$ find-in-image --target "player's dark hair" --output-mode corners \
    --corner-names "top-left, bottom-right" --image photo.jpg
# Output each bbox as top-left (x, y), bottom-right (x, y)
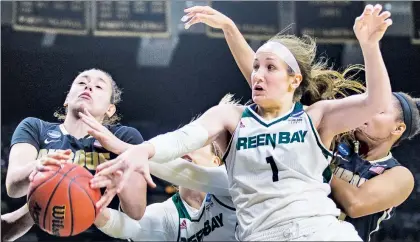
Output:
top-left (333, 92), bottom-right (420, 156)
top-left (392, 92), bottom-right (420, 146)
top-left (54, 69), bottom-right (122, 125)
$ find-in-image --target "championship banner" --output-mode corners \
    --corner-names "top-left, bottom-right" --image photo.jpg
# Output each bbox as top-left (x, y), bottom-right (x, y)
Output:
top-left (12, 1), bottom-right (89, 35)
top-left (412, 2), bottom-right (420, 44)
top-left (92, 1), bottom-right (170, 37)
top-left (206, 1), bottom-right (280, 40)
top-left (295, 1), bottom-right (364, 43)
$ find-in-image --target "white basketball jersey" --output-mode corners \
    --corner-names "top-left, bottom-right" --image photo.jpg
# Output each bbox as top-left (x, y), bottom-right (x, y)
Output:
top-left (171, 193), bottom-right (237, 241)
top-left (224, 103), bottom-right (341, 241)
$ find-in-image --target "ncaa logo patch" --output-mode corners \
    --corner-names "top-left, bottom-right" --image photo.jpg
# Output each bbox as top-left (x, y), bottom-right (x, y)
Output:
top-left (47, 130), bottom-right (62, 139)
top-left (288, 111), bottom-right (304, 124)
top-left (337, 143), bottom-right (351, 156)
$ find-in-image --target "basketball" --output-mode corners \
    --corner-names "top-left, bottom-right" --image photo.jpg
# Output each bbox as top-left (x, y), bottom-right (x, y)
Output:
top-left (27, 163), bottom-right (101, 237)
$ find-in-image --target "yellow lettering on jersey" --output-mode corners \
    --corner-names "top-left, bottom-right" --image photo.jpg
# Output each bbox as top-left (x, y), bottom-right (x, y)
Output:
top-left (334, 167), bottom-right (368, 187)
top-left (75, 150), bottom-right (86, 167)
top-left (37, 149), bottom-right (110, 170)
top-left (98, 153), bottom-right (110, 164)
top-left (85, 152), bottom-right (99, 170)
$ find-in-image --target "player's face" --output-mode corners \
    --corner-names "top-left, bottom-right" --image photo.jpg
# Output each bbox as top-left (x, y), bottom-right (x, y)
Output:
top-left (251, 43), bottom-right (298, 107)
top-left (182, 145), bottom-right (221, 168)
top-left (355, 101), bottom-right (403, 143)
top-left (66, 70), bottom-right (115, 119)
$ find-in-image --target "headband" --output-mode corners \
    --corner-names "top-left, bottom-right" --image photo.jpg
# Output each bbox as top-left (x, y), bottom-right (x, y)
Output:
top-left (261, 41), bottom-right (301, 75)
top-left (393, 92), bottom-right (413, 140)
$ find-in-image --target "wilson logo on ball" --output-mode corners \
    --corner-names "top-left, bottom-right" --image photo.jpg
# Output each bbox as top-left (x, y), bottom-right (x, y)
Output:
top-left (51, 205), bottom-right (66, 236)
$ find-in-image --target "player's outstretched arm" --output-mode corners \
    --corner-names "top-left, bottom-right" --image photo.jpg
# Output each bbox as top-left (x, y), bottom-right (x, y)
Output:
top-left (183, 6), bottom-right (255, 87)
top-left (96, 104), bottom-right (242, 193)
top-left (95, 205), bottom-right (173, 240)
top-left (309, 4), bottom-right (393, 144)
top-left (1, 205), bottom-right (34, 241)
top-left (331, 166), bottom-right (414, 218)
top-left (150, 158), bottom-right (230, 196)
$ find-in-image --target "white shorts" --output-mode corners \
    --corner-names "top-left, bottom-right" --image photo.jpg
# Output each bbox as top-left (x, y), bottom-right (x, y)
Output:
top-left (292, 218), bottom-right (362, 241)
top-left (244, 216), bottom-right (362, 241)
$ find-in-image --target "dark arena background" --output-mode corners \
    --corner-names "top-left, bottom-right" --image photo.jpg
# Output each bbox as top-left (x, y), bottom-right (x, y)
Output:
top-left (1, 1), bottom-right (420, 241)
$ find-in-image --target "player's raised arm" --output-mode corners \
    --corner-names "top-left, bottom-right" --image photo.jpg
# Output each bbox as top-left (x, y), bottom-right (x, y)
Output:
top-left (309, 4), bottom-right (393, 143)
top-left (183, 6), bottom-right (255, 87)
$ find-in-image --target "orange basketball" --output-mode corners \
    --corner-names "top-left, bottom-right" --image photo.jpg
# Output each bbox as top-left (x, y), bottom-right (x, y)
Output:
top-left (27, 163), bottom-right (101, 237)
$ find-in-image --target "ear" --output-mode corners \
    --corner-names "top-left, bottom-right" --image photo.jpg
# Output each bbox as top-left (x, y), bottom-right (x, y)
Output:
top-left (106, 104), bottom-right (116, 118)
top-left (63, 95), bottom-right (69, 107)
top-left (290, 74), bottom-right (303, 89)
top-left (391, 122), bottom-right (406, 137)
top-left (213, 156), bottom-right (222, 166)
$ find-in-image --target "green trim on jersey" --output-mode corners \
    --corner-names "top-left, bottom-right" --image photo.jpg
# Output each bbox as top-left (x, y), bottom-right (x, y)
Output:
top-left (172, 193), bottom-right (191, 220)
top-left (307, 115), bottom-right (334, 159)
top-left (243, 103), bottom-right (303, 127)
top-left (172, 193), bottom-right (207, 222)
top-left (322, 166), bottom-right (333, 184)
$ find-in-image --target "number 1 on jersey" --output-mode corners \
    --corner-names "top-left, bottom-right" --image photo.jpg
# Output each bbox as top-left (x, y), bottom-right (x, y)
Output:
top-left (266, 156), bottom-right (279, 182)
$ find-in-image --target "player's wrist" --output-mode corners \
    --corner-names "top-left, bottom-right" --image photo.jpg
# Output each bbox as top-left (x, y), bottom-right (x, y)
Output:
top-left (94, 208), bottom-right (111, 228)
top-left (115, 141), bottom-right (133, 155)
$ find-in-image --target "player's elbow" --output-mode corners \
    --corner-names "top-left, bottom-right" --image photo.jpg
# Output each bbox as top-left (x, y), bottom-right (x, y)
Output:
top-left (5, 178), bottom-right (20, 198)
top-left (6, 184), bottom-right (20, 198)
top-left (128, 210), bottom-right (144, 221)
top-left (344, 199), bottom-right (366, 218)
top-left (363, 93), bottom-right (389, 114)
top-left (5, 175), bottom-right (27, 198)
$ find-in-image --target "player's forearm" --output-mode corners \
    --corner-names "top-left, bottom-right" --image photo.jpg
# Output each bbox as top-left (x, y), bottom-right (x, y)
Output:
top-left (1, 205), bottom-right (34, 241)
top-left (150, 158), bottom-right (230, 196)
top-left (147, 122), bottom-right (209, 164)
top-left (330, 176), bottom-right (363, 218)
top-left (97, 208), bottom-right (168, 241)
top-left (360, 43), bottom-right (393, 112)
top-left (96, 208), bottom-right (140, 239)
top-left (222, 20), bottom-right (255, 86)
top-left (6, 160), bottom-right (38, 198)
top-left (118, 172), bottom-right (147, 220)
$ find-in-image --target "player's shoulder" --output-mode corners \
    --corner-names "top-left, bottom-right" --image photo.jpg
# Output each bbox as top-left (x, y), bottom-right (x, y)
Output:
top-left (105, 124), bottom-right (143, 144)
top-left (144, 198), bottom-right (177, 220)
top-left (106, 123), bottom-right (138, 135)
top-left (18, 117), bottom-right (60, 131)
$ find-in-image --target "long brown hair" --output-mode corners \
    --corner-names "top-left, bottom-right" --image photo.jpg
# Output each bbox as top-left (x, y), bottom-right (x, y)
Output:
top-left (267, 35), bottom-right (365, 105)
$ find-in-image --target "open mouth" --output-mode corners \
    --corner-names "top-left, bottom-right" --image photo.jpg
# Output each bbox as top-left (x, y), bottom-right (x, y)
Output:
top-left (254, 85), bottom-right (264, 91)
top-left (181, 155), bottom-right (193, 162)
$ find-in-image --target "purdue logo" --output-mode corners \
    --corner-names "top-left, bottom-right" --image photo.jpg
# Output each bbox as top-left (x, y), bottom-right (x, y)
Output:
top-left (37, 149), bottom-right (111, 170)
top-left (51, 205), bottom-right (66, 236)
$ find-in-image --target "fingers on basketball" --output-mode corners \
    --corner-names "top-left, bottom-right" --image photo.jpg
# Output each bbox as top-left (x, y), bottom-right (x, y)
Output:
top-left (27, 164), bottom-right (101, 236)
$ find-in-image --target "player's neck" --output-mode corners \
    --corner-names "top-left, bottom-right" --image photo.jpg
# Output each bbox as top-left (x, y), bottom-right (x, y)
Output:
top-left (179, 187), bottom-right (206, 210)
top-left (361, 141), bottom-right (392, 162)
top-left (257, 101), bottom-right (294, 122)
top-left (63, 115), bottom-right (91, 139)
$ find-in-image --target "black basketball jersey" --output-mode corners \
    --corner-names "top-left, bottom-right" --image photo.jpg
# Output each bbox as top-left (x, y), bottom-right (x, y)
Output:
top-left (333, 142), bottom-right (401, 242)
top-left (10, 117), bottom-right (144, 241)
